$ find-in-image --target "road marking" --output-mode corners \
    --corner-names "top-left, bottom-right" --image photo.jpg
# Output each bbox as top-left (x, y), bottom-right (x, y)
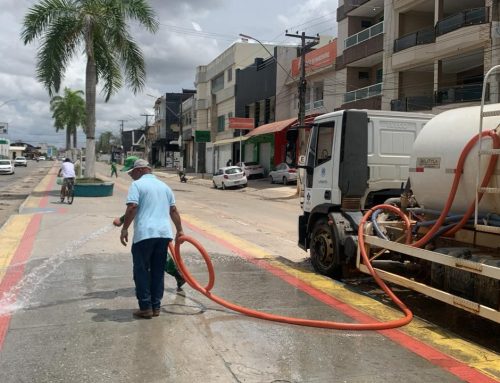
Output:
top-left (182, 213), bottom-right (500, 383)
top-left (0, 171), bottom-right (56, 351)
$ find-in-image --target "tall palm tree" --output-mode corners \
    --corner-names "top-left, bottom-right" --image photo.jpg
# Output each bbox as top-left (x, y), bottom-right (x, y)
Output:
top-left (50, 88), bottom-right (86, 150)
top-left (21, 0), bottom-right (158, 178)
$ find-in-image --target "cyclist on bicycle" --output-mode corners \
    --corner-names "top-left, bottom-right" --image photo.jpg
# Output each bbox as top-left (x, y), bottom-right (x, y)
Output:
top-left (58, 158), bottom-right (76, 202)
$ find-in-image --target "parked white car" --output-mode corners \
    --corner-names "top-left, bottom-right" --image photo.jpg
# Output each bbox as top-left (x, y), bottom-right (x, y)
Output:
top-left (14, 156), bottom-right (28, 167)
top-left (212, 166), bottom-right (248, 189)
top-left (269, 162), bottom-right (298, 185)
top-left (237, 161), bottom-right (264, 179)
top-left (0, 159), bottom-right (15, 175)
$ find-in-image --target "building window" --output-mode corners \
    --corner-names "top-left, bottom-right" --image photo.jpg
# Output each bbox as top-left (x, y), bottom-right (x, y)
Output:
top-left (217, 115), bottom-right (225, 132)
top-left (227, 68), bottom-right (232, 82)
top-left (212, 73), bottom-right (224, 93)
top-left (376, 69), bottom-right (383, 83)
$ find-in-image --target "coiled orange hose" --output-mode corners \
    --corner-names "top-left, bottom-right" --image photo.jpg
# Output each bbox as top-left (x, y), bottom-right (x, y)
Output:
top-left (168, 220), bottom-right (413, 330)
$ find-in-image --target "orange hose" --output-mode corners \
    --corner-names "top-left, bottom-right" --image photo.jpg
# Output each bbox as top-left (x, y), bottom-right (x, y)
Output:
top-left (169, 228), bottom-right (413, 330)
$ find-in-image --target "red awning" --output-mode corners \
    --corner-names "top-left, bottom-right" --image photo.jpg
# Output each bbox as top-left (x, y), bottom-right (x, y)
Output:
top-left (290, 113), bottom-right (322, 128)
top-left (245, 117), bottom-right (297, 137)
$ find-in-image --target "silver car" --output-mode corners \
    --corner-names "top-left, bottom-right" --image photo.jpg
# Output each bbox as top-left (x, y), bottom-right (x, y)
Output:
top-left (269, 163), bottom-right (298, 185)
top-left (14, 156), bottom-right (28, 167)
top-left (212, 166), bottom-right (248, 189)
top-left (0, 159), bottom-right (15, 175)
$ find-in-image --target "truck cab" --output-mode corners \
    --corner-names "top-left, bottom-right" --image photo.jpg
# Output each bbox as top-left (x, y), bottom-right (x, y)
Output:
top-left (298, 109), bottom-right (433, 276)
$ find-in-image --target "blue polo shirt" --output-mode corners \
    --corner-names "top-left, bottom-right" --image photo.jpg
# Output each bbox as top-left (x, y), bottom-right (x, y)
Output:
top-left (126, 174), bottom-right (176, 243)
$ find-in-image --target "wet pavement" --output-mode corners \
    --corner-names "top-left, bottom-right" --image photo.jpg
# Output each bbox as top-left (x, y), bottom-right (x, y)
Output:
top-left (0, 162), bottom-right (498, 383)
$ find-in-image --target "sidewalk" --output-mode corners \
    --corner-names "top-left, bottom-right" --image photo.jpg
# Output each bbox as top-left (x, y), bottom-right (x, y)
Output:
top-left (153, 168), bottom-right (299, 200)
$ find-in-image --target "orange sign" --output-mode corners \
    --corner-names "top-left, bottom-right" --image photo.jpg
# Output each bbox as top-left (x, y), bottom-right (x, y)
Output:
top-left (228, 117), bottom-right (255, 130)
top-left (291, 40), bottom-right (337, 77)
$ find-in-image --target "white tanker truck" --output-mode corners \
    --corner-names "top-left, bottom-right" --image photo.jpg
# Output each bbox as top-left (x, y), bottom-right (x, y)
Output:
top-left (297, 104), bottom-right (500, 323)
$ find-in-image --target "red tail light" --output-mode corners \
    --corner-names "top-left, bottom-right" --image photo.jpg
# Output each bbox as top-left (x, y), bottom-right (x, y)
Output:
top-left (223, 175), bottom-right (229, 179)
top-left (288, 169), bottom-right (296, 173)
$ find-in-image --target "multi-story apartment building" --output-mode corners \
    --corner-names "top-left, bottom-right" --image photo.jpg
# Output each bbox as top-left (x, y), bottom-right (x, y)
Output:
top-left (194, 41), bottom-right (283, 174)
top-left (387, 0), bottom-right (494, 112)
top-left (336, 0), bottom-right (385, 110)
top-left (180, 94), bottom-right (197, 172)
top-left (151, 90), bottom-right (195, 168)
top-left (336, 0), bottom-right (499, 113)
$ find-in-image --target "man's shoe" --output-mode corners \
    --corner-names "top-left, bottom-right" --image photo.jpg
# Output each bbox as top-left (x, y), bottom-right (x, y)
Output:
top-left (152, 309), bottom-right (160, 317)
top-left (133, 309), bottom-right (153, 319)
top-left (176, 275), bottom-right (186, 291)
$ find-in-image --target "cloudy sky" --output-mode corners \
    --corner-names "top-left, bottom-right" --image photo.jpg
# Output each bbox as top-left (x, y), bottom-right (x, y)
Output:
top-left (0, 0), bottom-right (338, 148)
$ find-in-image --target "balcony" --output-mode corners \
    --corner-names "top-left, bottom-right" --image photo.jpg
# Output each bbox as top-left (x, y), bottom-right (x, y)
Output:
top-left (345, 21), bottom-right (384, 49)
top-left (393, 28), bottom-right (435, 53)
top-left (435, 83), bottom-right (483, 105)
top-left (344, 82), bottom-right (382, 103)
top-left (436, 7), bottom-right (488, 37)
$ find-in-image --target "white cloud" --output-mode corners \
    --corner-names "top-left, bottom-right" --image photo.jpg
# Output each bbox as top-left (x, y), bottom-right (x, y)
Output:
top-left (0, 0), bottom-right (337, 148)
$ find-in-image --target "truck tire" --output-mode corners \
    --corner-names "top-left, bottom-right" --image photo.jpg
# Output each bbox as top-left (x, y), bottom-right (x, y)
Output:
top-left (310, 219), bottom-right (344, 278)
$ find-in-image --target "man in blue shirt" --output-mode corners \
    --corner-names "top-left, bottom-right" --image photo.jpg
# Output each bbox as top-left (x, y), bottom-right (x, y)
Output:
top-left (119, 157), bottom-right (184, 319)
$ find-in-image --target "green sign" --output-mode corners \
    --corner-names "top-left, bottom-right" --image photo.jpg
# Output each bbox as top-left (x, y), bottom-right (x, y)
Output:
top-left (0, 139), bottom-right (8, 144)
top-left (195, 130), bottom-right (211, 143)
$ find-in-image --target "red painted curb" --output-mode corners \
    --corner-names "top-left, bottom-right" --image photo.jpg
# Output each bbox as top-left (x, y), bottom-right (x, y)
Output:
top-left (0, 172), bottom-right (57, 351)
top-left (184, 221), bottom-right (498, 383)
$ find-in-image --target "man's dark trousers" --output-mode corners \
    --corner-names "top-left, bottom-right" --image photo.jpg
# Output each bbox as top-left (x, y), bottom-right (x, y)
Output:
top-left (132, 237), bottom-right (170, 310)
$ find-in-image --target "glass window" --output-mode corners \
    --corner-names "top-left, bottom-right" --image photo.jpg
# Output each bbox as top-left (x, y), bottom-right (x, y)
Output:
top-left (212, 73), bottom-right (224, 93)
top-left (217, 115), bottom-right (225, 132)
top-left (227, 68), bottom-right (232, 82)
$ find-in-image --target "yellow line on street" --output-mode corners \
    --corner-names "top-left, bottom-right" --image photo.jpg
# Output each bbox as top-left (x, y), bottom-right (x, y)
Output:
top-left (183, 213), bottom-right (500, 380)
top-left (0, 215), bottom-right (33, 281)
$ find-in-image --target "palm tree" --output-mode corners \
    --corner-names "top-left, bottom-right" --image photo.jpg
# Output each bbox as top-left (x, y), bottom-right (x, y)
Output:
top-left (21, 0), bottom-right (158, 178)
top-left (50, 88), bottom-right (86, 150)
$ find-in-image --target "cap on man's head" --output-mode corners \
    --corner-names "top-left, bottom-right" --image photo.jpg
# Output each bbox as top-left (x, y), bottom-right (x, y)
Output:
top-left (120, 156), bottom-right (139, 172)
top-left (128, 159), bottom-right (151, 173)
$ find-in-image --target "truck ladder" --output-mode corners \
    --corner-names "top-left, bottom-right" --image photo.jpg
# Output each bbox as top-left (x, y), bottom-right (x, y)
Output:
top-left (475, 65), bottom-right (500, 234)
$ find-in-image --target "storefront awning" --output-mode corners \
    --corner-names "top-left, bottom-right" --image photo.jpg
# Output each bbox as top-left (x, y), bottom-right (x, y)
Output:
top-left (245, 117), bottom-right (297, 138)
top-left (212, 136), bottom-right (249, 146)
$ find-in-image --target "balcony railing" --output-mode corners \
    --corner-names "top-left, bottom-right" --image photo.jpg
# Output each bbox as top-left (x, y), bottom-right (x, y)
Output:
top-left (305, 99), bottom-right (325, 111)
top-left (391, 96), bottom-right (434, 111)
top-left (435, 83), bottom-right (483, 104)
top-left (344, 82), bottom-right (382, 103)
top-left (436, 7), bottom-right (488, 37)
top-left (344, 21), bottom-right (384, 49)
top-left (393, 27), bottom-right (435, 53)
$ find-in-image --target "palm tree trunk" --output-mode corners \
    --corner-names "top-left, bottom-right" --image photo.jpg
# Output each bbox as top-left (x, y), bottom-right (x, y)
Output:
top-left (73, 128), bottom-right (77, 149)
top-left (66, 127), bottom-right (71, 150)
top-left (85, 55), bottom-right (96, 178)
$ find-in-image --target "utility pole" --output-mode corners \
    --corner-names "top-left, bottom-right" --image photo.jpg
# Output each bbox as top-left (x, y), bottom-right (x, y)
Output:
top-left (285, 31), bottom-right (319, 194)
top-left (117, 119), bottom-right (127, 163)
top-left (141, 114), bottom-right (154, 162)
top-left (285, 31), bottom-right (319, 129)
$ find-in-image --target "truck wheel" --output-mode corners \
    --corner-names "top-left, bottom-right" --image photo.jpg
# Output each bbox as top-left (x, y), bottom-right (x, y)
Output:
top-left (310, 219), bottom-right (344, 278)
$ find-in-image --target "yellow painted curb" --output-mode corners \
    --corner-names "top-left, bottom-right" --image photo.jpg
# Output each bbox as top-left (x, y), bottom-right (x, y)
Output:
top-left (0, 215), bottom-right (33, 281)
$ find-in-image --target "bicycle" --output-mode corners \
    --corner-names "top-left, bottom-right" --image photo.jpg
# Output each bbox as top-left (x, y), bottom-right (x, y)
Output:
top-left (60, 178), bottom-right (75, 204)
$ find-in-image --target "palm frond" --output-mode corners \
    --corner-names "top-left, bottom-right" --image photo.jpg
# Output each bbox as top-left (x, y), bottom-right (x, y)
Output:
top-left (21, 0), bottom-right (77, 44)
